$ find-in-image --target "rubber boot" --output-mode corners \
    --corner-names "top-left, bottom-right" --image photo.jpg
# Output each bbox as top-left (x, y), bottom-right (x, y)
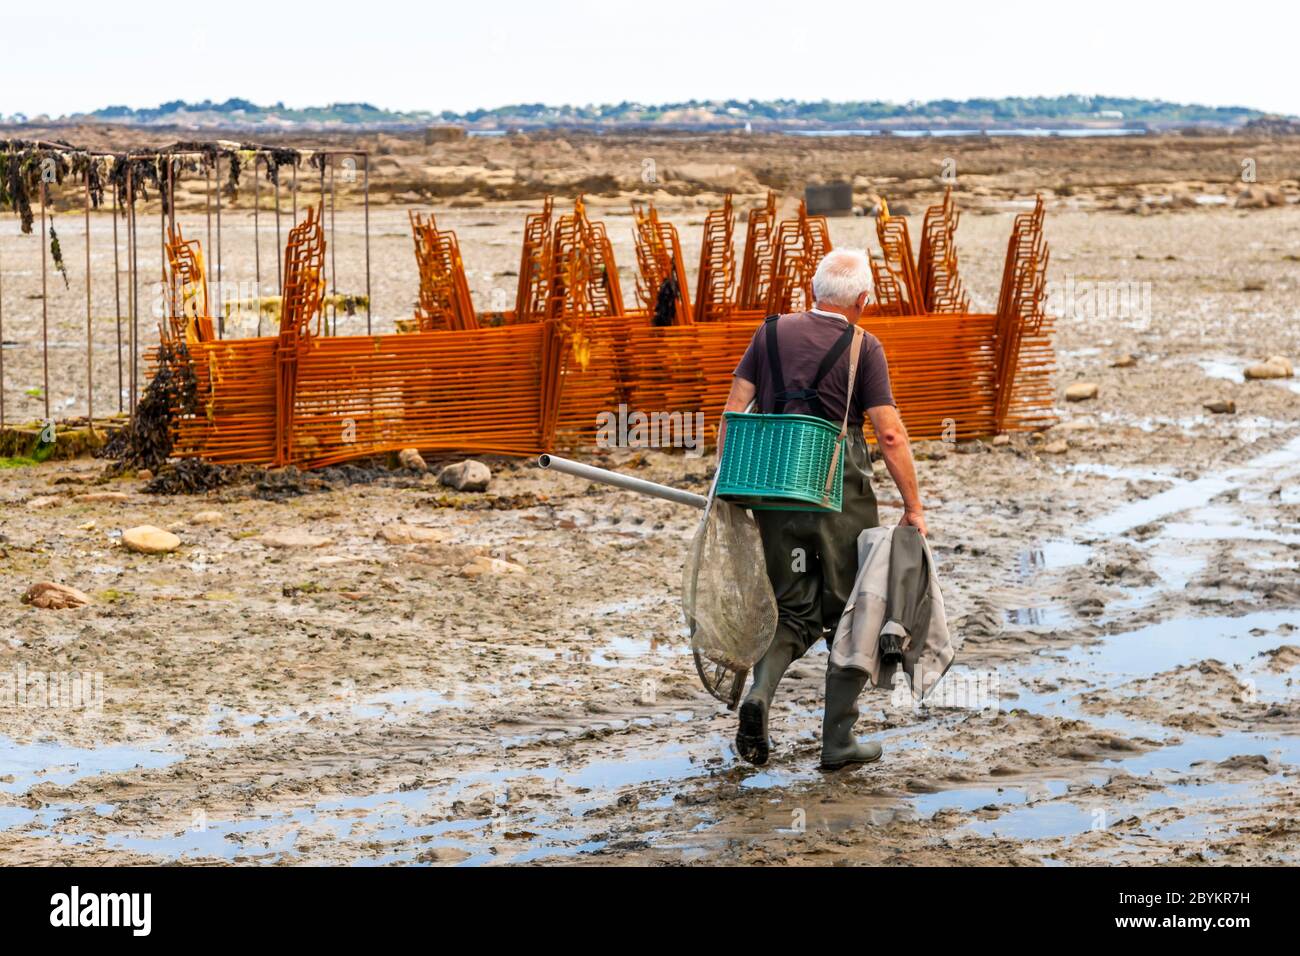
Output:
top-left (735, 631), bottom-right (801, 767)
top-left (819, 665), bottom-right (883, 770)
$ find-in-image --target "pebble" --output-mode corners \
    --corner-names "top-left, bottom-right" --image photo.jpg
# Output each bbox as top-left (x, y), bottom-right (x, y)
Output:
top-left (398, 448), bottom-right (428, 472)
top-left (1064, 382), bottom-right (1099, 402)
top-left (439, 459), bottom-right (491, 492)
top-left (122, 525), bottom-right (181, 554)
top-left (27, 495), bottom-right (62, 509)
top-left (1041, 439), bottom-right (1070, 455)
top-left (21, 581), bottom-right (92, 609)
top-left (191, 511), bottom-right (224, 525)
top-left (1203, 399), bottom-right (1236, 414)
top-left (1110, 353), bottom-right (1137, 368)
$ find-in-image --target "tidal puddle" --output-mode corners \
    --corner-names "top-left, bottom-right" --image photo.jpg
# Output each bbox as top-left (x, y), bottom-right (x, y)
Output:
top-left (964, 775), bottom-right (1279, 843)
top-left (0, 735), bottom-right (178, 796)
top-left (1017, 539), bottom-right (1093, 576)
top-left (900, 606), bottom-right (1300, 844)
top-left (910, 779), bottom-right (1072, 818)
top-left (1005, 606), bottom-right (1075, 628)
top-left (1080, 434), bottom-right (1300, 537)
top-left (1061, 609), bottom-right (1298, 684)
top-left (558, 634), bottom-right (691, 668)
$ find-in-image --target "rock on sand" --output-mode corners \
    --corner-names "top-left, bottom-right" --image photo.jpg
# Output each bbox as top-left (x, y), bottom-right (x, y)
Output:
top-left (439, 460), bottom-right (491, 492)
top-left (399, 448), bottom-right (428, 472)
top-left (1064, 382), bottom-right (1099, 402)
top-left (122, 525), bottom-right (181, 554)
top-left (1243, 356), bottom-right (1293, 380)
top-left (22, 581), bottom-right (92, 609)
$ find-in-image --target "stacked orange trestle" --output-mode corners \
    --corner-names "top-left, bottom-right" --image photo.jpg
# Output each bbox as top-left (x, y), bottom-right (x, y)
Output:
top-left (917, 187), bottom-right (970, 313)
top-left (632, 201), bottom-right (692, 325)
top-left (693, 194), bottom-right (737, 323)
top-left (409, 210), bottom-right (477, 331)
top-left (164, 224), bottom-right (215, 344)
top-left (765, 199), bottom-right (832, 314)
top-left (167, 190), bottom-right (1055, 468)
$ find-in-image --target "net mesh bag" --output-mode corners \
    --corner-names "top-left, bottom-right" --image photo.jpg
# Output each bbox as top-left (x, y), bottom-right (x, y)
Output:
top-left (682, 498), bottom-right (778, 701)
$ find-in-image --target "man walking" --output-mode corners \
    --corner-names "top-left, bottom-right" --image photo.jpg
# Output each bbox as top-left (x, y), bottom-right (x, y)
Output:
top-left (718, 249), bottom-right (927, 770)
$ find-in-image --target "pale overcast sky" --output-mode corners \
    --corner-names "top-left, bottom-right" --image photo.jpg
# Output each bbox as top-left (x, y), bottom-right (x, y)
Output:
top-left (3, 0), bottom-right (1295, 117)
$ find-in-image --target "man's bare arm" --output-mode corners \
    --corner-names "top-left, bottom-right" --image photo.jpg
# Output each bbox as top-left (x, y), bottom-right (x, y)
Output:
top-left (865, 403), bottom-right (927, 536)
top-left (716, 375), bottom-right (757, 457)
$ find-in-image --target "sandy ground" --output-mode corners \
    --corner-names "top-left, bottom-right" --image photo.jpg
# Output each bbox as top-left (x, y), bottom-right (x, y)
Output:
top-left (1, 132), bottom-right (1298, 865)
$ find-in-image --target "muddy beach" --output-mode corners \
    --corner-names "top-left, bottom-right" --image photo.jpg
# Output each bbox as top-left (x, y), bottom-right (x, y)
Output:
top-left (0, 133), bottom-right (1298, 865)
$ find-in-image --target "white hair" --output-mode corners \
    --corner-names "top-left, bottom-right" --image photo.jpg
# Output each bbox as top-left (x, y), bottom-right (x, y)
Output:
top-left (811, 249), bottom-right (873, 308)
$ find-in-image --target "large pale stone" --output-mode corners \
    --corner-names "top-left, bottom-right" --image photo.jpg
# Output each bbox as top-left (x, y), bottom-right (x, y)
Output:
top-left (1064, 382), bottom-right (1099, 402)
top-left (1244, 359), bottom-right (1292, 380)
top-left (122, 525), bottom-right (181, 554)
top-left (22, 581), bottom-right (92, 609)
top-left (438, 460), bottom-right (491, 492)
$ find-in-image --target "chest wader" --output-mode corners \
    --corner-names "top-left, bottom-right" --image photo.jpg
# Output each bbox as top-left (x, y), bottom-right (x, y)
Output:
top-left (735, 315), bottom-right (881, 767)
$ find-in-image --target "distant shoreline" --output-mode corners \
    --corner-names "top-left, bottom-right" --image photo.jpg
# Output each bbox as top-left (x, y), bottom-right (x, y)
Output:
top-left (4, 94), bottom-right (1284, 135)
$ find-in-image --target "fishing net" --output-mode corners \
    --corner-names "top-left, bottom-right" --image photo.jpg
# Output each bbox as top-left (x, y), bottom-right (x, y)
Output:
top-left (682, 497), bottom-right (777, 706)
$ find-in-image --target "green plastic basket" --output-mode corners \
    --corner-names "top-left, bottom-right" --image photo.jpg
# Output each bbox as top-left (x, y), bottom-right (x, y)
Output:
top-left (716, 411), bottom-right (844, 512)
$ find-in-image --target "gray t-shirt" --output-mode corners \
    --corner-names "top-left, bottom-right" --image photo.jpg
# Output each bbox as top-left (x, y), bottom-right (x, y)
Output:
top-left (734, 311), bottom-right (895, 426)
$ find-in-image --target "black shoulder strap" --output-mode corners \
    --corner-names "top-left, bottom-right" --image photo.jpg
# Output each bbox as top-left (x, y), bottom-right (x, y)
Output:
top-left (763, 314), bottom-right (788, 413)
top-left (810, 325), bottom-right (856, 390)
